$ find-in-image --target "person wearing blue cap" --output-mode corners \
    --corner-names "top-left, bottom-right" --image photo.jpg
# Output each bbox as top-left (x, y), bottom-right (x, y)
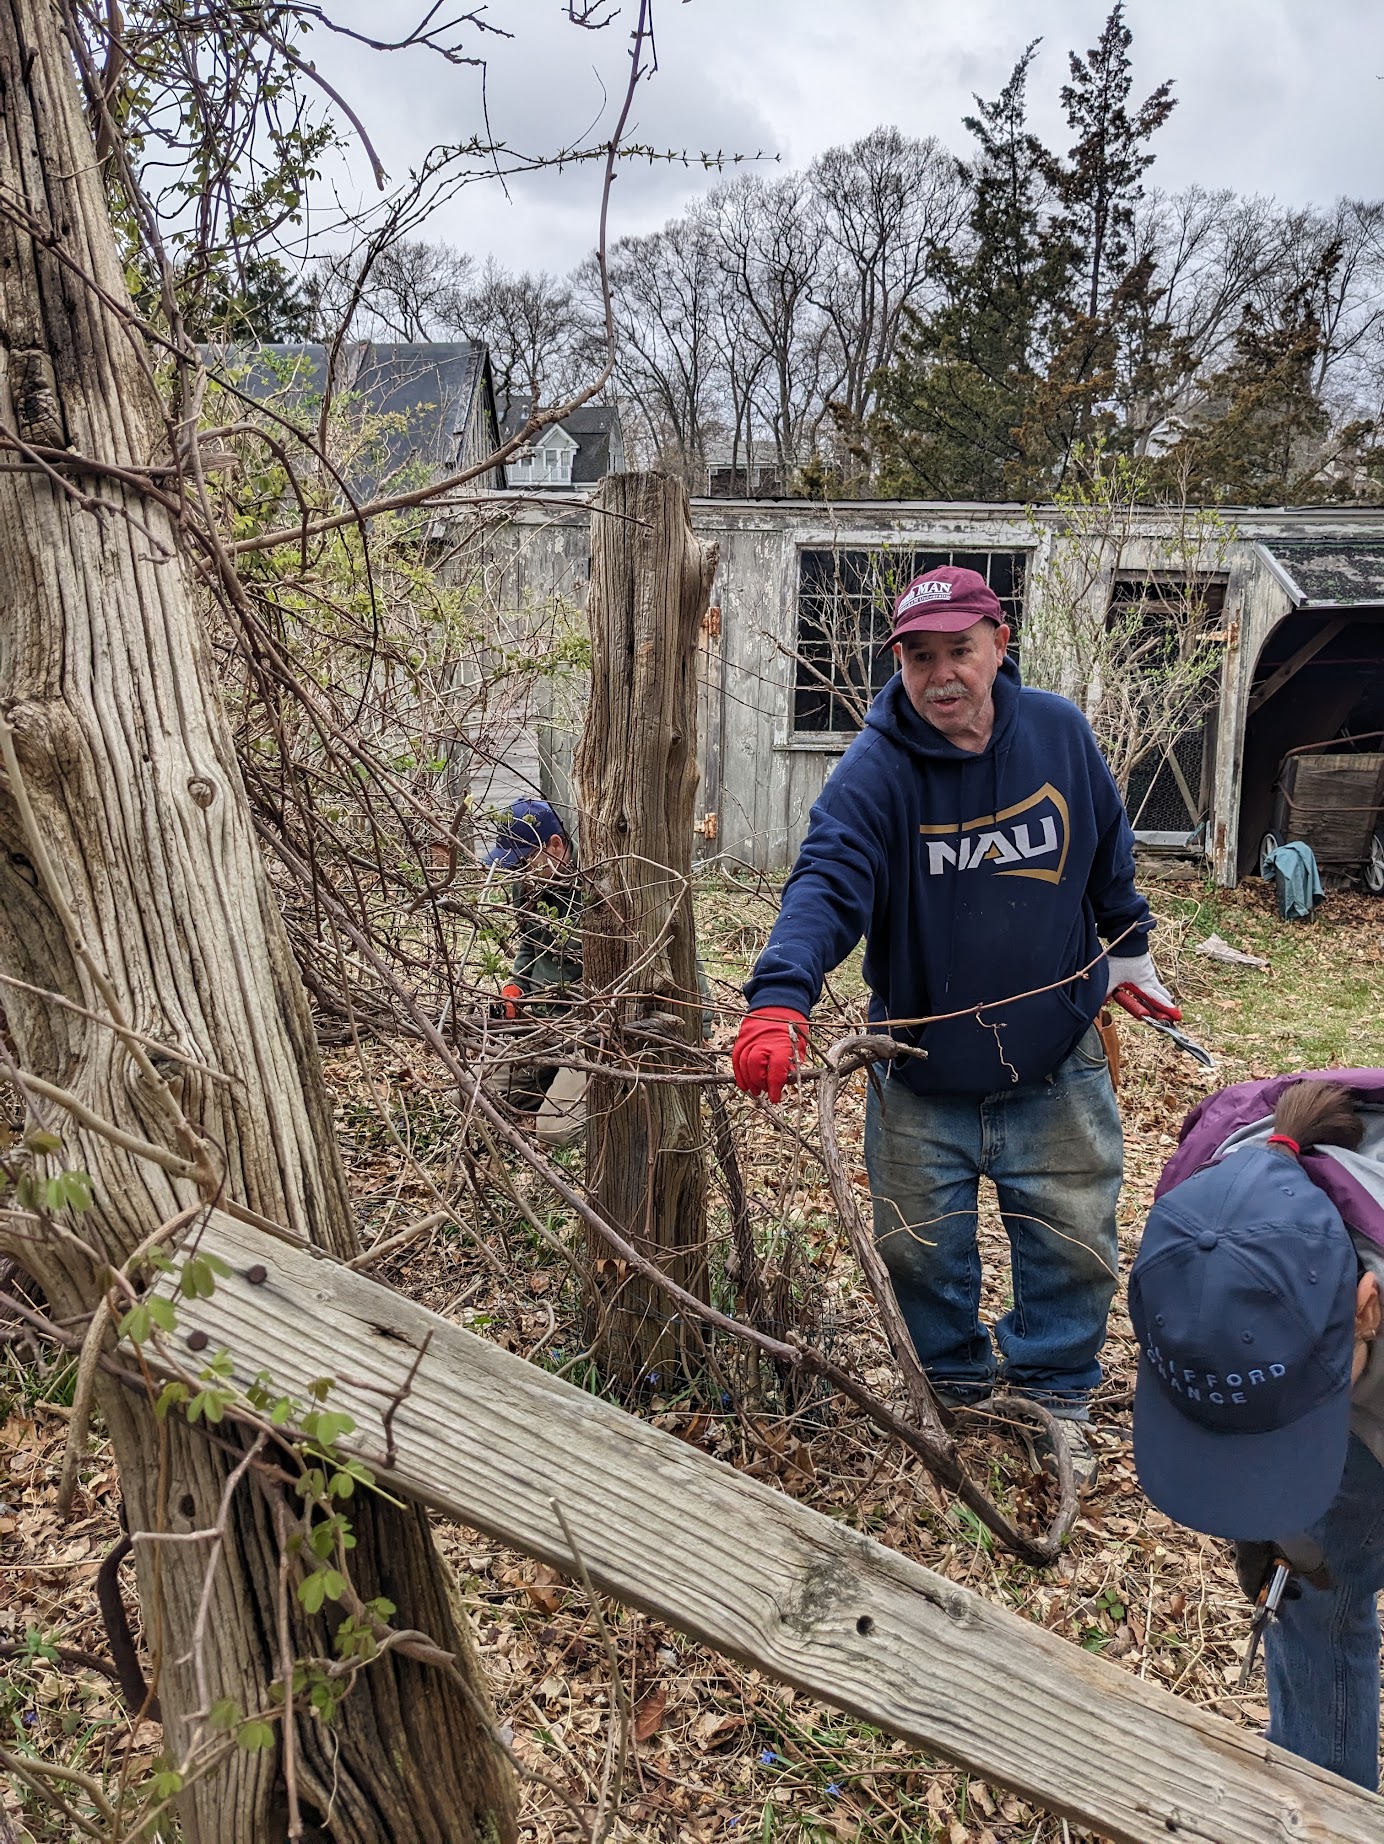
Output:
top-left (486, 798), bottom-right (582, 1018)
top-left (487, 797), bottom-right (714, 1027)
top-left (485, 799), bottom-right (586, 1141)
top-left (1129, 1076), bottom-right (1384, 1788)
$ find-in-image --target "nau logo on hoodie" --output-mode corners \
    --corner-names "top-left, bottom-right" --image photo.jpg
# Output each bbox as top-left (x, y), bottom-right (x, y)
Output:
top-left (919, 784), bottom-right (1071, 884)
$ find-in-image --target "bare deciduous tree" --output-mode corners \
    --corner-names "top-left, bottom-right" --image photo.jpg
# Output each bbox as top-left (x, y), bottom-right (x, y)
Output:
top-left (809, 128), bottom-right (966, 428)
top-left (460, 257), bottom-right (591, 409)
top-left (710, 174), bottom-right (836, 475)
top-left (311, 238), bottom-right (476, 342)
top-left (583, 219), bottom-right (723, 483)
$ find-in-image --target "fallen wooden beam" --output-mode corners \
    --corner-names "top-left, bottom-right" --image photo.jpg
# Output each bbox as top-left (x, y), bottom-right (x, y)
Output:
top-left (145, 1214), bottom-right (1384, 1844)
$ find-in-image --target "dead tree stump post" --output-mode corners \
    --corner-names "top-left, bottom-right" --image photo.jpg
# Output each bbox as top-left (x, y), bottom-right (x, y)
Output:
top-left (576, 473), bottom-right (717, 1382)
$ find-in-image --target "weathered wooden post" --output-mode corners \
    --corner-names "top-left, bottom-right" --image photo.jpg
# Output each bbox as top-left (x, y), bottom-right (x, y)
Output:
top-left (575, 472), bottom-right (717, 1381)
top-left (0, 5), bottom-right (515, 1836)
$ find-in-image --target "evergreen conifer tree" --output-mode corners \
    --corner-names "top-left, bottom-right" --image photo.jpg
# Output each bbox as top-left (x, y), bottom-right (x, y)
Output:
top-left (1156, 242), bottom-right (1378, 502)
top-left (872, 45), bottom-right (1062, 498)
top-left (873, 9), bottom-right (1176, 499)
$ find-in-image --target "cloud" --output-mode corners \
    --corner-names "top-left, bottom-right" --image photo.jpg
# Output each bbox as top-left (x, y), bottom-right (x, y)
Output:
top-left (303, 0), bottom-right (1384, 276)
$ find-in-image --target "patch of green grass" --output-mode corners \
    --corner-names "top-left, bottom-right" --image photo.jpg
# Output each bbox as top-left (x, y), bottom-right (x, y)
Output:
top-left (0, 1347), bottom-right (78, 1419)
top-left (1153, 881), bottom-right (1384, 1075)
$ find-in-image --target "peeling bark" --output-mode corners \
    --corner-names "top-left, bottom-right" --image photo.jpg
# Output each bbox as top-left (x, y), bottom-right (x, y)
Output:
top-left (0, 6), bottom-right (515, 1839)
top-left (575, 472), bottom-right (716, 1379)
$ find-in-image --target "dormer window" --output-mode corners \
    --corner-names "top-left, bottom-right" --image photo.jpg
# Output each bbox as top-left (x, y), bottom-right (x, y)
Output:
top-left (507, 422), bottom-right (578, 489)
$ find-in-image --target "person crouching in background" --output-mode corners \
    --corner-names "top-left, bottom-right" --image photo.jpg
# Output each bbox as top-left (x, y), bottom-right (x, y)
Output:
top-left (486, 799), bottom-right (586, 1145)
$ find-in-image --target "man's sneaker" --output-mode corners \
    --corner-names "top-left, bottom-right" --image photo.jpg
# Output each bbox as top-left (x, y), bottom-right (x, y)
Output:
top-left (1018, 1415), bottom-right (1099, 1490)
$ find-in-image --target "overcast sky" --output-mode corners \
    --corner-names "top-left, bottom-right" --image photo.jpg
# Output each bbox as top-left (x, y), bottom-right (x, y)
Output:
top-left (304, 1), bottom-right (1384, 275)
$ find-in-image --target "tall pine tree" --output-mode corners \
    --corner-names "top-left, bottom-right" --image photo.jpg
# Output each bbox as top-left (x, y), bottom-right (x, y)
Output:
top-left (1016, 2), bottom-right (1176, 481)
top-left (873, 8), bottom-right (1176, 499)
top-left (872, 45), bottom-right (1067, 498)
top-left (1051, 3), bottom-right (1176, 322)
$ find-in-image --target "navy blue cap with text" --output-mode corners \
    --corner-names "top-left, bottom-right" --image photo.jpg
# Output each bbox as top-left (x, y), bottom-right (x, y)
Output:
top-left (1128, 1146), bottom-right (1357, 1540)
top-left (486, 798), bottom-right (567, 870)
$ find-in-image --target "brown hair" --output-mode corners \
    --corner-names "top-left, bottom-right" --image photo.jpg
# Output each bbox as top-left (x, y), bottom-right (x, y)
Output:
top-left (1271, 1080), bottom-right (1364, 1153)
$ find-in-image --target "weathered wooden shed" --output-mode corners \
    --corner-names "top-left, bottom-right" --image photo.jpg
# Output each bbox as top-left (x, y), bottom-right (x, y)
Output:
top-left (487, 496), bottom-right (1384, 886)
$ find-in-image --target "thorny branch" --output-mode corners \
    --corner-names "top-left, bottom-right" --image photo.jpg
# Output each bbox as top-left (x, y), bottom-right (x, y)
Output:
top-left (265, 835), bottom-right (1080, 1562)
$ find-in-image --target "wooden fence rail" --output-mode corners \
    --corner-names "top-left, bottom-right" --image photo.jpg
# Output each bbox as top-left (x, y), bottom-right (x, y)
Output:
top-left (141, 1213), bottom-right (1384, 1844)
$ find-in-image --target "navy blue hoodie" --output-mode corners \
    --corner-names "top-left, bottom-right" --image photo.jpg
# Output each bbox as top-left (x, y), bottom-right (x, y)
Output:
top-left (744, 658), bottom-right (1152, 1095)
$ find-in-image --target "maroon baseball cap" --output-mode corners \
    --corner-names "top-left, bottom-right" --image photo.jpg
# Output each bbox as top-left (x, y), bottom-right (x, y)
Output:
top-left (889, 566), bottom-right (1004, 640)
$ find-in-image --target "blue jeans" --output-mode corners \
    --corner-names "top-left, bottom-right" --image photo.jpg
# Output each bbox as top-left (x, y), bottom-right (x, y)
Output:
top-left (863, 1026), bottom-right (1122, 1414)
top-left (1265, 1435), bottom-right (1384, 1790)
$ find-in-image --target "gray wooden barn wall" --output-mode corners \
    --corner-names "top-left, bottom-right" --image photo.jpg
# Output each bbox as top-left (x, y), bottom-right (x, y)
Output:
top-left (479, 498), bottom-right (1384, 883)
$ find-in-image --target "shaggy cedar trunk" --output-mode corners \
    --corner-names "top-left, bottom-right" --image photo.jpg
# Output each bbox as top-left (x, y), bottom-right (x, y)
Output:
top-left (575, 473), bottom-right (716, 1380)
top-left (0, 7), bottom-right (515, 1841)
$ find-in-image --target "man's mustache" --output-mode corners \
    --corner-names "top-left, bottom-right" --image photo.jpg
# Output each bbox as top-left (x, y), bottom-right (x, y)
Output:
top-left (923, 684), bottom-right (967, 702)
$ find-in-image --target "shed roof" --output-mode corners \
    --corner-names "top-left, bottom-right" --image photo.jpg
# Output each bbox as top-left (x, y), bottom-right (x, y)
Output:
top-left (1254, 539), bottom-right (1384, 607)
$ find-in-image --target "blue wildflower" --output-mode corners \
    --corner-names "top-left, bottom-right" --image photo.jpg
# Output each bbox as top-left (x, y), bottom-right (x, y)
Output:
top-left (758, 1749), bottom-right (778, 1766)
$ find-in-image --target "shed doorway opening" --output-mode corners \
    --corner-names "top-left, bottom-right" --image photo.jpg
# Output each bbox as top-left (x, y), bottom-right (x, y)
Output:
top-left (1236, 607), bottom-right (1384, 887)
top-left (1111, 575), bottom-right (1228, 849)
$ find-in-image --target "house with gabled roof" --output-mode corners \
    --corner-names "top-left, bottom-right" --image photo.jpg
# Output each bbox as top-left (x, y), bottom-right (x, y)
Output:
top-left (498, 394), bottom-right (626, 491)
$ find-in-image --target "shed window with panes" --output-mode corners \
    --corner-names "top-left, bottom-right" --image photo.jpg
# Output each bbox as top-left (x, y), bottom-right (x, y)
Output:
top-left (794, 548), bottom-right (1026, 734)
top-left (1110, 576), bottom-right (1228, 842)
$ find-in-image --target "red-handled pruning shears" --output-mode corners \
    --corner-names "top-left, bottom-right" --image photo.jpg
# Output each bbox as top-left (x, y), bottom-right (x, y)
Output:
top-left (1111, 983), bottom-right (1214, 1069)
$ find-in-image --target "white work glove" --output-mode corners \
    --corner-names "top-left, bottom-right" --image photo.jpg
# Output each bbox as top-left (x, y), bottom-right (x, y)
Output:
top-left (1104, 950), bottom-right (1179, 1017)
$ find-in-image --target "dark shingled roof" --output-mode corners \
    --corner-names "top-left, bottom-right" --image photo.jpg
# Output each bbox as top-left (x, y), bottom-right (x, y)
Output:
top-left (204, 341), bottom-right (500, 498)
top-left (563, 407), bottom-right (619, 484)
top-left (498, 393), bottom-right (621, 486)
top-left (1262, 539), bottom-right (1384, 607)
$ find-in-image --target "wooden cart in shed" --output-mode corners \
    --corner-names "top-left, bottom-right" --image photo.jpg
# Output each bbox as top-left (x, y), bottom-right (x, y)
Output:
top-left (1259, 733), bottom-right (1384, 894)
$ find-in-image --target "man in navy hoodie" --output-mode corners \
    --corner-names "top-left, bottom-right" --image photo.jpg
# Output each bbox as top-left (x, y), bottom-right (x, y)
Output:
top-left (732, 565), bottom-right (1174, 1483)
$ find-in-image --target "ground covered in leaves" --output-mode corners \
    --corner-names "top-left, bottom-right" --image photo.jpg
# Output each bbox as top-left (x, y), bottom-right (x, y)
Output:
top-left (3, 873), bottom-right (1383, 1842)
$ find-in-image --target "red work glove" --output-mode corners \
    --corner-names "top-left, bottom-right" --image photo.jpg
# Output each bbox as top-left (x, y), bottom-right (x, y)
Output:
top-left (732, 1008), bottom-right (810, 1103)
top-left (501, 982), bottom-right (524, 1021)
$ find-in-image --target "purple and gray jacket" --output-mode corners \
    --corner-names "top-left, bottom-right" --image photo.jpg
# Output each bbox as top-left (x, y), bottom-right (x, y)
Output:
top-left (1155, 1069), bottom-right (1384, 1464)
top-left (1157, 1069), bottom-right (1384, 1252)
